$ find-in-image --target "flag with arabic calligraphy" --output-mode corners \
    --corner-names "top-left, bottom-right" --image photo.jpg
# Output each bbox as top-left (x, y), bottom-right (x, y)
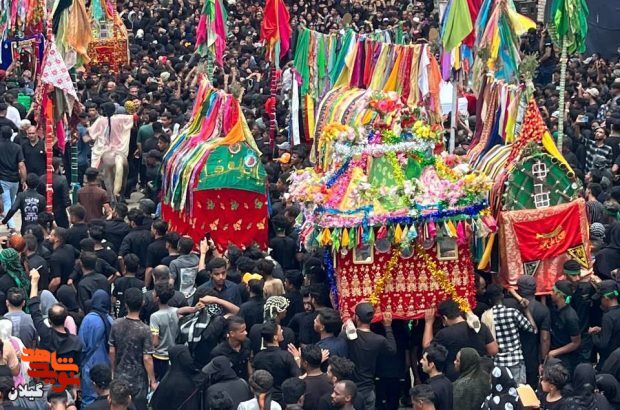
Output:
top-left (510, 202), bottom-right (582, 262)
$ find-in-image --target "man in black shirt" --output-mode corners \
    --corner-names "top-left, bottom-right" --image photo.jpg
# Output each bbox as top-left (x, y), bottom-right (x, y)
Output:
top-left (104, 203), bottom-right (131, 252)
top-left (27, 268), bottom-right (83, 365)
top-left (76, 252), bottom-right (111, 311)
top-left (38, 157), bottom-right (70, 228)
top-left (346, 303), bottom-right (396, 410)
top-left (2, 173), bottom-right (45, 233)
top-left (238, 275), bottom-right (265, 331)
top-left (113, 254), bottom-right (145, 318)
top-left (118, 209), bottom-right (152, 266)
top-left (564, 260), bottom-right (597, 364)
top-left (269, 214), bottom-right (298, 270)
top-left (20, 126), bottom-right (46, 176)
top-left (145, 219), bottom-right (169, 287)
top-left (549, 280), bottom-right (582, 373)
top-left (23, 234), bottom-right (50, 291)
top-left (420, 343), bottom-right (452, 410)
top-left (0, 106), bottom-right (18, 133)
top-left (0, 125), bottom-right (26, 231)
top-left (210, 316), bottom-right (251, 380)
top-left (48, 227), bottom-right (77, 293)
top-left (87, 363), bottom-right (112, 410)
top-left (589, 280), bottom-right (620, 370)
top-left (422, 299), bottom-right (498, 381)
top-left (318, 357), bottom-right (365, 410)
top-left (283, 270), bottom-right (305, 326)
top-left (160, 232), bottom-right (180, 266)
top-left (66, 205), bottom-right (89, 252)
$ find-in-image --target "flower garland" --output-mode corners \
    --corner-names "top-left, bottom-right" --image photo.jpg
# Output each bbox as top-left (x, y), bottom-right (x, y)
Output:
top-left (415, 243), bottom-right (471, 312)
top-left (368, 248), bottom-right (401, 306)
top-left (386, 152), bottom-right (406, 188)
top-left (324, 248), bottom-right (339, 309)
top-left (332, 140), bottom-right (435, 157)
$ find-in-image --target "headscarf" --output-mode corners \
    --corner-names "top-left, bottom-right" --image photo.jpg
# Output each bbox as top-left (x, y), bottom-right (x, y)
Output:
top-left (0, 248), bottom-right (30, 297)
top-left (567, 363), bottom-right (612, 410)
top-left (203, 356), bottom-right (237, 384)
top-left (40, 291), bottom-right (58, 320)
top-left (150, 345), bottom-right (199, 410)
top-left (263, 295), bottom-right (289, 320)
top-left (56, 286), bottom-right (80, 312)
top-left (596, 374), bottom-right (620, 407)
top-left (88, 290), bottom-right (112, 342)
top-left (482, 366), bottom-right (522, 410)
top-left (453, 348), bottom-right (491, 410)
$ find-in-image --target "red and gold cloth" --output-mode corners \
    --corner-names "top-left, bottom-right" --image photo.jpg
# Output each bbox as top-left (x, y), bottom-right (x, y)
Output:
top-left (335, 244), bottom-right (476, 320)
top-left (512, 201), bottom-right (583, 262)
top-left (499, 199), bottom-right (590, 294)
top-left (161, 188), bottom-right (267, 251)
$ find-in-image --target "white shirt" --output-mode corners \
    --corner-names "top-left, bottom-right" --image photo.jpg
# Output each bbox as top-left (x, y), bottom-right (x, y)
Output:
top-left (238, 399), bottom-right (282, 410)
top-left (6, 105), bottom-right (21, 129)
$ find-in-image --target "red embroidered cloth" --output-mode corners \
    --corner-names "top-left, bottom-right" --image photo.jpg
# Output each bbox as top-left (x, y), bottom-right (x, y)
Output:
top-left (335, 244), bottom-right (476, 320)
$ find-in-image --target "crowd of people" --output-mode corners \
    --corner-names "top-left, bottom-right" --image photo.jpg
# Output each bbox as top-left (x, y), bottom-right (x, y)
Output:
top-left (0, 0), bottom-right (617, 409)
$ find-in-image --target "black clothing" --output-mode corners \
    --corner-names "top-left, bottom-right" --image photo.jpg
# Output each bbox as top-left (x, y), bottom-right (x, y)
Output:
top-left (593, 305), bottom-right (620, 368)
top-left (103, 218), bottom-right (131, 252)
top-left (66, 223), bottom-right (89, 251)
top-left (38, 173), bottom-right (70, 228)
top-left (26, 253), bottom-right (50, 291)
top-left (77, 273), bottom-right (111, 311)
top-left (27, 296), bottom-right (83, 365)
top-left (113, 276), bottom-right (144, 318)
top-left (427, 374), bottom-right (453, 410)
top-left (288, 311), bottom-right (320, 345)
top-left (84, 395), bottom-right (110, 410)
top-left (0, 117), bottom-right (18, 133)
top-left (249, 322), bottom-right (295, 355)
top-left (318, 390), bottom-right (366, 410)
top-left (2, 188), bottom-right (46, 232)
top-left (0, 139), bottom-right (23, 182)
top-left (160, 254), bottom-right (179, 266)
top-left (269, 235), bottom-right (298, 270)
top-left (49, 244), bottom-right (77, 286)
top-left (433, 321), bottom-right (495, 381)
top-left (210, 339), bottom-right (251, 380)
top-left (205, 377), bottom-right (252, 410)
top-left (21, 140), bottom-right (46, 176)
top-left (191, 315), bottom-right (226, 369)
top-left (550, 304), bottom-right (581, 370)
top-left (282, 289), bottom-right (304, 326)
top-left (119, 225), bottom-right (152, 262)
top-left (303, 373), bottom-right (332, 410)
top-left (146, 238), bottom-right (168, 268)
top-left (150, 345), bottom-right (200, 410)
top-left (346, 327), bottom-right (397, 392)
top-left (252, 345), bottom-right (301, 403)
top-left (96, 246), bottom-right (119, 270)
top-left (238, 296), bottom-right (264, 331)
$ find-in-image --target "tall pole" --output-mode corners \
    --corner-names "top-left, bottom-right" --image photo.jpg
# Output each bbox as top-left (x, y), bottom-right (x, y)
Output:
top-left (556, 39), bottom-right (567, 152)
top-left (449, 70), bottom-right (459, 153)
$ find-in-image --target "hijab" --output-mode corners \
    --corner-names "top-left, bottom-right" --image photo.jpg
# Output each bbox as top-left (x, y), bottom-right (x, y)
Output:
top-left (482, 366), bottom-right (523, 410)
top-left (596, 374), bottom-right (620, 408)
top-left (39, 291), bottom-right (57, 320)
top-left (88, 290), bottom-right (112, 342)
top-left (567, 363), bottom-right (613, 410)
top-left (453, 348), bottom-right (491, 410)
top-left (596, 224), bottom-right (620, 278)
top-left (56, 286), bottom-right (80, 312)
top-left (150, 345), bottom-right (199, 410)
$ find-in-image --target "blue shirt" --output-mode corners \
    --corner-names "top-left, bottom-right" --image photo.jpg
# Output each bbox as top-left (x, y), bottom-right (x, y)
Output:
top-left (199, 279), bottom-right (242, 307)
top-left (317, 335), bottom-right (348, 358)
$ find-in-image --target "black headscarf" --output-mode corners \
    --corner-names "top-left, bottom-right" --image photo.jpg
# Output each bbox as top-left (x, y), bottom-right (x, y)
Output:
top-left (481, 366), bottom-right (523, 410)
top-left (57, 285), bottom-right (80, 312)
top-left (596, 224), bottom-right (620, 279)
top-left (566, 363), bottom-right (613, 410)
top-left (453, 348), bottom-right (491, 410)
top-left (150, 345), bottom-right (200, 410)
top-left (596, 374), bottom-right (620, 408)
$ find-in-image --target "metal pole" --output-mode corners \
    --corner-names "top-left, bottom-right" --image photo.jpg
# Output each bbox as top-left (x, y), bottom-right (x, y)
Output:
top-left (556, 38), bottom-right (567, 152)
top-left (449, 70), bottom-right (458, 153)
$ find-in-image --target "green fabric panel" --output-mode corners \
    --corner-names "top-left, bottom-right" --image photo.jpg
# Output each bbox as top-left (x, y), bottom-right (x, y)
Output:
top-left (197, 144), bottom-right (266, 193)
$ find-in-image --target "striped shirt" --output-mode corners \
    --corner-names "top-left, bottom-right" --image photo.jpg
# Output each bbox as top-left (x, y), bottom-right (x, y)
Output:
top-left (585, 139), bottom-right (613, 171)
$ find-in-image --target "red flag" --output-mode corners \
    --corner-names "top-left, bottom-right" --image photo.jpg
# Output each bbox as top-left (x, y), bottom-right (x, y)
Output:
top-left (511, 203), bottom-right (583, 262)
top-left (260, 0), bottom-right (292, 63)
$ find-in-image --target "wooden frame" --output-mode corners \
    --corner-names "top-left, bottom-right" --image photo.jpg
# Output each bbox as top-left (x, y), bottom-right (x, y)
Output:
top-left (436, 237), bottom-right (458, 260)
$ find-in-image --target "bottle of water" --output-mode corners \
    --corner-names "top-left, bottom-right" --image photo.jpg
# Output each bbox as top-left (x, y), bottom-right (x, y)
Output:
top-left (344, 319), bottom-right (357, 340)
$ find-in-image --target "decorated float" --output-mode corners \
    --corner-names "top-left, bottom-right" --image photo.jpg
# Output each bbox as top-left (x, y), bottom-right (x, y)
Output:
top-left (86, 0), bottom-right (128, 69)
top-left (289, 90), bottom-right (496, 319)
top-left (160, 77), bottom-right (268, 251)
top-left (471, 88), bottom-right (589, 293)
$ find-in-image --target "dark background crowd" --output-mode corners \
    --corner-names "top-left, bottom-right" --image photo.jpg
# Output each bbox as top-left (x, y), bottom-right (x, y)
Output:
top-left (0, 0), bottom-right (617, 409)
